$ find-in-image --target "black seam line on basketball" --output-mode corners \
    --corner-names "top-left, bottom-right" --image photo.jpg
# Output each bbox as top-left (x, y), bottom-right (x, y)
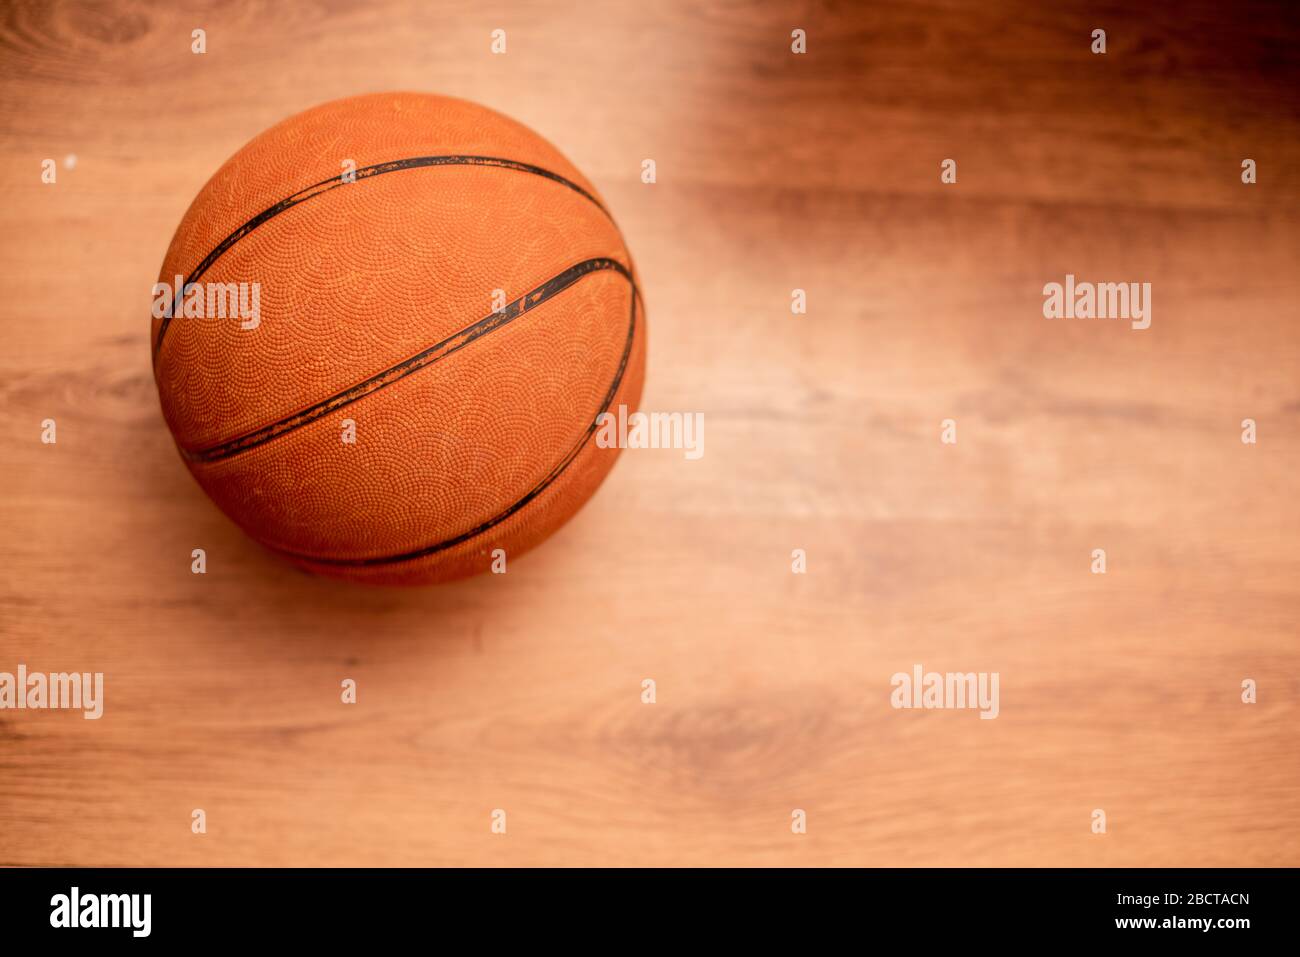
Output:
top-left (151, 154), bottom-right (610, 363)
top-left (180, 258), bottom-right (630, 464)
top-left (272, 276), bottom-right (638, 568)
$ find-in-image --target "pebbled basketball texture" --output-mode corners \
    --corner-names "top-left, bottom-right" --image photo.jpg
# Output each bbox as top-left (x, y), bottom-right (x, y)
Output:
top-left (152, 93), bottom-right (646, 584)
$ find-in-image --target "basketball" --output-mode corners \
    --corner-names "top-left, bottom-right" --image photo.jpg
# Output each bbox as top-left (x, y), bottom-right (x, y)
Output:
top-left (150, 93), bottom-right (645, 584)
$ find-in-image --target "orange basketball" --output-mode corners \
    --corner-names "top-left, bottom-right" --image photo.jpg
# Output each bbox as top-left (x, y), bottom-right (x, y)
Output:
top-left (151, 93), bottom-right (645, 584)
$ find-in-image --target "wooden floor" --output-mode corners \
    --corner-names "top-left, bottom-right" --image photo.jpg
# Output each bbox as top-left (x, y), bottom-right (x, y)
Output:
top-left (2, 0), bottom-right (1297, 866)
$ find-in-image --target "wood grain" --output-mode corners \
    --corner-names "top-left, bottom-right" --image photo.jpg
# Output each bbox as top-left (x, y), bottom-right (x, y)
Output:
top-left (1, 0), bottom-right (1297, 866)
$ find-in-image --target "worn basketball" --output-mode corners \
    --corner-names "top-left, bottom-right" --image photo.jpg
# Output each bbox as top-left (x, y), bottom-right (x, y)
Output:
top-left (151, 93), bottom-right (645, 584)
